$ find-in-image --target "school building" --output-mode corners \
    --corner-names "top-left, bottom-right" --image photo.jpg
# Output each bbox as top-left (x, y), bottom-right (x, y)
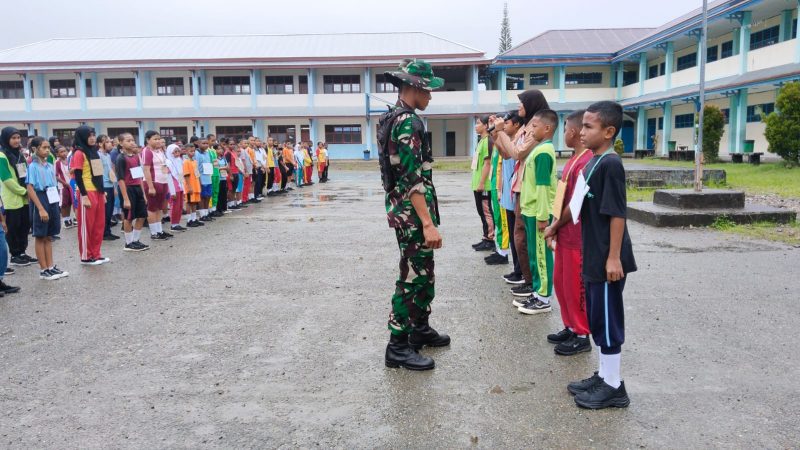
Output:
top-left (0, 0), bottom-right (797, 159)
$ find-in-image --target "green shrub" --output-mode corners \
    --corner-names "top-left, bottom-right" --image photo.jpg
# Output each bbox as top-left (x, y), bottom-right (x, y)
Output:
top-left (614, 138), bottom-right (624, 156)
top-left (765, 81), bottom-right (800, 166)
top-left (702, 105), bottom-right (725, 163)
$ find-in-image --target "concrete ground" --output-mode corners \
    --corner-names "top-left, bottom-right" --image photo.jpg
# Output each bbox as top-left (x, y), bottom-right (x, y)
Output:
top-left (1, 170), bottom-right (798, 449)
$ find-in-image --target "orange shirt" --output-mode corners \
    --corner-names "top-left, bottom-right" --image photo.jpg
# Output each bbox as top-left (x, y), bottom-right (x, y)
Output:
top-left (282, 148), bottom-right (296, 165)
top-left (182, 159), bottom-right (201, 194)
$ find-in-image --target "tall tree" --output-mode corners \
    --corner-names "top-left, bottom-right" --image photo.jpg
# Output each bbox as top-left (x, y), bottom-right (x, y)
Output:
top-left (499, 2), bottom-right (512, 54)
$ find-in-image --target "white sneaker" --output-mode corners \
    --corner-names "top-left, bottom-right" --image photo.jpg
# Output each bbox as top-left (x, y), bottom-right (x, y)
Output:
top-left (95, 257), bottom-right (111, 265)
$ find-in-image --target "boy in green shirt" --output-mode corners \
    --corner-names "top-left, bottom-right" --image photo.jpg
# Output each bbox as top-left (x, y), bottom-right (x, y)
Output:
top-left (517, 110), bottom-right (558, 315)
top-left (470, 117), bottom-right (494, 251)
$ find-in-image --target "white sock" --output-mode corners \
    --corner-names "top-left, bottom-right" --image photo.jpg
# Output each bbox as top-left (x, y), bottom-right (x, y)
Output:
top-left (600, 352), bottom-right (621, 388)
top-left (210, 206), bottom-right (216, 212)
top-left (497, 249), bottom-right (508, 257)
top-left (597, 347), bottom-right (605, 379)
top-left (155, 222), bottom-right (163, 233)
top-left (133, 229), bottom-right (141, 241)
top-left (124, 232), bottom-right (133, 244)
top-left (190, 212), bottom-right (196, 221)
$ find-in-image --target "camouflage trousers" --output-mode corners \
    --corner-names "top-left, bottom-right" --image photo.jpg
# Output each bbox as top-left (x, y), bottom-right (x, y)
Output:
top-left (388, 225), bottom-right (435, 336)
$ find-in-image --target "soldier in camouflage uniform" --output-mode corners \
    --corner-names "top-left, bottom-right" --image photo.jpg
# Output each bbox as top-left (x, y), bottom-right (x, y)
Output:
top-left (378, 60), bottom-right (449, 371)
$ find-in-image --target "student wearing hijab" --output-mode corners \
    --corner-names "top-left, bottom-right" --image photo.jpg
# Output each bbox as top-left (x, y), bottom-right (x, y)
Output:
top-left (0, 127), bottom-right (37, 266)
top-left (490, 89), bottom-right (550, 301)
top-left (69, 125), bottom-right (109, 265)
top-left (165, 144), bottom-right (187, 232)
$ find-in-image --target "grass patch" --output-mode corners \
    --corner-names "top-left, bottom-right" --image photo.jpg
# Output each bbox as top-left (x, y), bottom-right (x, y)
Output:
top-left (717, 220), bottom-right (800, 245)
top-left (432, 160), bottom-right (471, 171)
top-left (630, 159), bottom-right (800, 199)
top-left (710, 215), bottom-right (737, 231)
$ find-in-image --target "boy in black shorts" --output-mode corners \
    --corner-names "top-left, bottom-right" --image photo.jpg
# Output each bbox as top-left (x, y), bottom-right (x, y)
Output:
top-left (567, 101), bottom-right (637, 409)
top-left (115, 134), bottom-right (150, 252)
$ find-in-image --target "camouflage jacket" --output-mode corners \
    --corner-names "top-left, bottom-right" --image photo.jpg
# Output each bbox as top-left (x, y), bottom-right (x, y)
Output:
top-left (385, 103), bottom-right (439, 229)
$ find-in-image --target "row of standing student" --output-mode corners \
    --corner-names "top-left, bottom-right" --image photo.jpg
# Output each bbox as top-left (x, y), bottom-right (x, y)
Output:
top-left (469, 93), bottom-right (638, 410)
top-left (0, 126), bottom-right (331, 284)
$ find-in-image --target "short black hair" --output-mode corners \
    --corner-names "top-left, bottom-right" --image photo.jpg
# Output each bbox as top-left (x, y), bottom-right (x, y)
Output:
top-left (586, 101), bottom-right (623, 139)
top-left (189, 136), bottom-right (200, 144)
top-left (566, 110), bottom-right (586, 129)
top-left (505, 111), bottom-right (524, 126)
top-left (29, 136), bottom-right (46, 149)
top-left (533, 109), bottom-right (558, 128)
top-left (478, 115), bottom-right (491, 126)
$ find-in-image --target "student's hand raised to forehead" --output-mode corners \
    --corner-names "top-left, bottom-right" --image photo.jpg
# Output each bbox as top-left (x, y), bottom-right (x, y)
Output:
top-left (488, 115), bottom-right (505, 132)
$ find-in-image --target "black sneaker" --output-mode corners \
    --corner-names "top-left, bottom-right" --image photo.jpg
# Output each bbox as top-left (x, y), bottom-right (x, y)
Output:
top-left (567, 372), bottom-right (603, 395)
top-left (474, 240), bottom-right (494, 252)
top-left (49, 266), bottom-right (69, 279)
top-left (4, 267), bottom-right (15, 276)
top-left (518, 297), bottom-right (552, 315)
top-left (133, 241), bottom-right (150, 251)
top-left (186, 220), bottom-right (201, 228)
top-left (199, 216), bottom-right (211, 222)
top-left (512, 294), bottom-right (533, 308)
top-left (485, 253), bottom-right (508, 265)
top-left (50, 235), bottom-right (61, 241)
top-left (510, 284), bottom-right (533, 297)
top-left (471, 241), bottom-right (485, 249)
top-left (194, 220), bottom-right (205, 227)
top-left (547, 328), bottom-right (575, 344)
top-left (80, 259), bottom-right (98, 265)
top-left (555, 335), bottom-right (592, 356)
top-left (0, 280), bottom-right (20, 294)
top-left (40, 269), bottom-right (61, 281)
top-left (150, 233), bottom-right (168, 241)
top-left (9, 256), bottom-right (30, 267)
top-left (503, 272), bottom-right (525, 285)
top-left (229, 204), bottom-right (241, 210)
top-left (170, 225), bottom-right (187, 232)
top-left (161, 217), bottom-right (170, 223)
top-left (103, 233), bottom-right (120, 241)
top-left (161, 231), bottom-right (174, 238)
top-left (22, 254), bottom-right (38, 264)
top-left (574, 381), bottom-right (630, 409)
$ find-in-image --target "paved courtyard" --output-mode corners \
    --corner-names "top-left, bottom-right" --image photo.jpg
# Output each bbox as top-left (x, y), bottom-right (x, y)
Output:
top-left (1, 170), bottom-right (798, 448)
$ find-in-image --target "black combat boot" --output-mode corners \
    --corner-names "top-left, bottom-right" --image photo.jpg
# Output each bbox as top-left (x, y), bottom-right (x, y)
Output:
top-left (385, 333), bottom-right (435, 371)
top-left (409, 320), bottom-right (451, 350)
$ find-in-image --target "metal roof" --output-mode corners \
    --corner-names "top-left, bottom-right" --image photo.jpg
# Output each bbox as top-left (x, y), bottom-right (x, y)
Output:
top-left (0, 32), bottom-right (487, 71)
top-left (498, 28), bottom-right (656, 59)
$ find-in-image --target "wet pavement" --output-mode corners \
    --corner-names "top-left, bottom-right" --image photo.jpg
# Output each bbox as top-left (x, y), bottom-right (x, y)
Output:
top-left (1, 170), bottom-right (799, 448)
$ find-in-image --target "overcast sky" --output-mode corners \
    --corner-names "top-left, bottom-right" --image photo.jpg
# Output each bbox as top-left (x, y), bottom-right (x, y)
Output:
top-left (5, 0), bottom-right (703, 58)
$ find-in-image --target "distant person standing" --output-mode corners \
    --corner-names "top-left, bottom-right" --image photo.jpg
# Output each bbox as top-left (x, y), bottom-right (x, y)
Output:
top-left (0, 127), bottom-right (36, 266)
top-left (378, 59), bottom-right (447, 371)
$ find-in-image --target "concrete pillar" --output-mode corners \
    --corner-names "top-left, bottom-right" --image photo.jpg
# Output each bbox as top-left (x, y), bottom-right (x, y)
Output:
top-left (471, 65), bottom-right (479, 107)
top-left (468, 118), bottom-right (476, 157)
top-left (728, 92), bottom-right (739, 154)
top-left (637, 106), bottom-right (647, 150)
top-left (78, 72), bottom-right (87, 111)
top-left (661, 101), bottom-right (673, 156)
top-left (781, 10), bottom-right (793, 41)
top-left (498, 68), bottom-right (507, 105)
top-left (664, 42), bottom-right (674, 90)
top-left (22, 74), bottom-right (31, 112)
top-left (250, 69), bottom-right (258, 109)
top-left (734, 88), bottom-right (748, 153)
top-left (191, 70), bottom-right (200, 109)
top-left (638, 52), bottom-right (647, 97)
top-left (91, 73), bottom-right (99, 98)
top-left (616, 62), bottom-right (624, 100)
top-left (36, 74), bottom-right (45, 100)
top-left (137, 121), bottom-right (145, 146)
top-left (739, 11), bottom-right (752, 74)
top-left (134, 71), bottom-right (142, 111)
top-left (40, 123), bottom-right (49, 138)
top-left (309, 118), bottom-right (317, 146)
top-left (192, 120), bottom-right (200, 137)
top-left (556, 65), bottom-right (566, 103)
top-left (554, 112), bottom-right (564, 151)
top-left (26, 123), bottom-right (34, 136)
top-left (365, 117), bottom-right (374, 156)
top-left (141, 71), bottom-right (152, 97)
top-left (363, 67), bottom-right (372, 94)
top-left (307, 68), bottom-right (316, 109)
top-left (796, 1), bottom-right (800, 63)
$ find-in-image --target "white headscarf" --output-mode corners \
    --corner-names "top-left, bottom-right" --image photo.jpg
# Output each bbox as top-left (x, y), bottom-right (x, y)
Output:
top-left (165, 144), bottom-right (184, 181)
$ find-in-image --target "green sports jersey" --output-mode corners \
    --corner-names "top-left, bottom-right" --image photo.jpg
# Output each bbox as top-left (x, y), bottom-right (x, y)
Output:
top-left (520, 140), bottom-right (556, 220)
top-left (470, 136), bottom-right (492, 191)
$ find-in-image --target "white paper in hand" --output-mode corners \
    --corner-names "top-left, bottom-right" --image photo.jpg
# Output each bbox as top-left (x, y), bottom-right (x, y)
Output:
top-left (130, 166), bottom-right (145, 179)
top-left (202, 163), bottom-right (213, 175)
top-left (46, 186), bottom-right (60, 204)
top-left (568, 171), bottom-right (590, 225)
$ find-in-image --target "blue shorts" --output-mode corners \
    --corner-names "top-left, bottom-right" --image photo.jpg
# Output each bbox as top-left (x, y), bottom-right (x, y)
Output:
top-left (201, 184), bottom-right (213, 199)
top-left (30, 191), bottom-right (62, 238)
top-left (236, 174), bottom-right (244, 193)
top-left (585, 279), bottom-right (626, 355)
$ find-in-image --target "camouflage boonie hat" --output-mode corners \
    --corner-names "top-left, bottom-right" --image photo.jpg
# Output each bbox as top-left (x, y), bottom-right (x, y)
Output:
top-left (384, 59), bottom-right (445, 91)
